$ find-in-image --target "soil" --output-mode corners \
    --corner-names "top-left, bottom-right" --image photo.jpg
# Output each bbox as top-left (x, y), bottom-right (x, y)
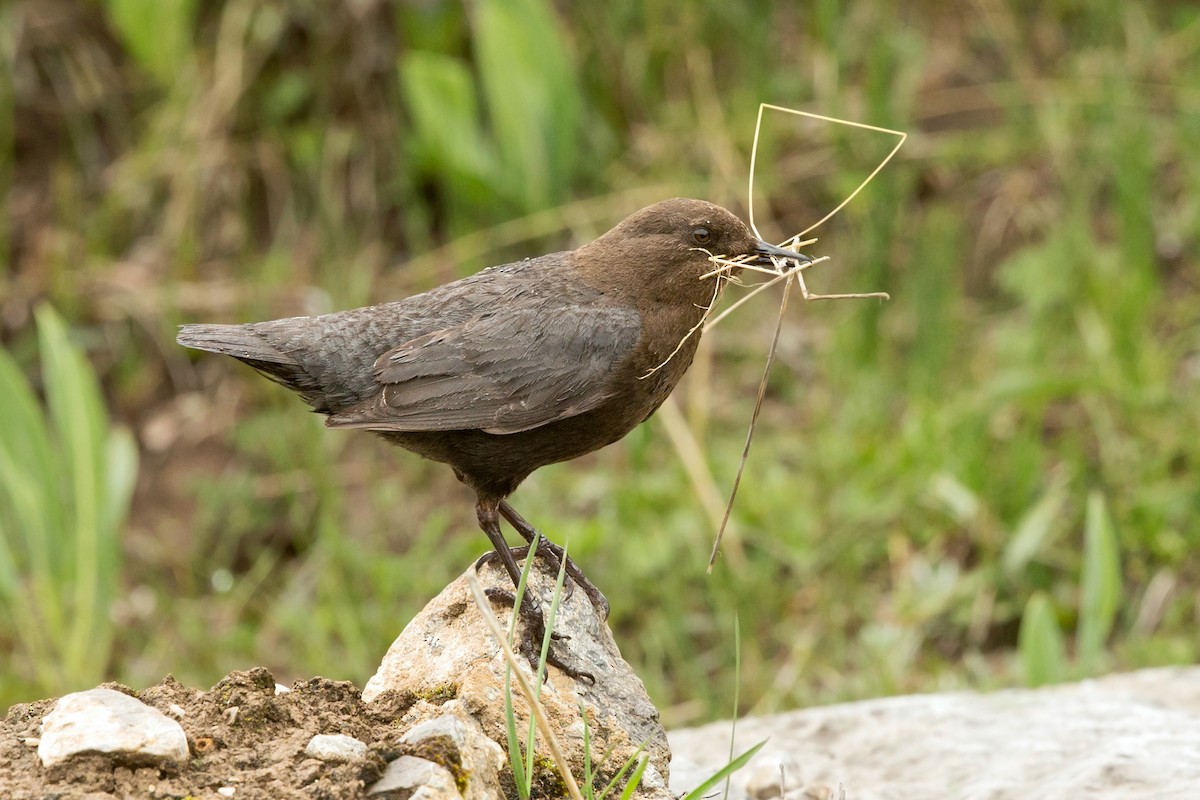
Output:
top-left (0, 668), bottom-right (443, 800)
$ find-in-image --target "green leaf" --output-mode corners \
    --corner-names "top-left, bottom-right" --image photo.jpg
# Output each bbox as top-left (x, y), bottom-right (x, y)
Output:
top-left (0, 306), bottom-right (134, 696)
top-left (1078, 491), bottom-right (1120, 673)
top-left (472, 0), bottom-right (583, 209)
top-left (105, 0), bottom-right (197, 88)
top-left (398, 51), bottom-right (495, 187)
top-left (1002, 478), bottom-right (1068, 576)
top-left (1018, 592), bottom-right (1066, 687)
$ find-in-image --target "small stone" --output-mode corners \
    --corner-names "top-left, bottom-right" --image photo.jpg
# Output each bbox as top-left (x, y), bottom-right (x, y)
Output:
top-left (399, 708), bottom-right (504, 800)
top-left (274, 683), bottom-right (291, 695)
top-left (218, 787), bottom-right (235, 796)
top-left (23, 737), bottom-right (39, 747)
top-left (305, 733), bottom-right (367, 762)
top-left (38, 688), bottom-right (190, 769)
top-left (368, 755), bottom-right (459, 798)
top-left (168, 704), bottom-right (186, 718)
top-left (224, 706), bottom-right (239, 724)
top-left (401, 714), bottom-right (471, 749)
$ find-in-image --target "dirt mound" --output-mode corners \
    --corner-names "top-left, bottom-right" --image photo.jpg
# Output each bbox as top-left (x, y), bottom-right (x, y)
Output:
top-left (1, 668), bottom-right (431, 800)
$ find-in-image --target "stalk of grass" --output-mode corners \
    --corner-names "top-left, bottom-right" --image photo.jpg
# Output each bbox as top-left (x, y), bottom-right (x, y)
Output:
top-left (722, 613), bottom-right (742, 798)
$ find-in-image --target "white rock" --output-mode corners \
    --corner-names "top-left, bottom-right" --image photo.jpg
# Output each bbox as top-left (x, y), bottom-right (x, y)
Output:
top-left (669, 666), bottom-right (1200, 800)
top-left (400, 708), bottom-right (504, 800)
top-left (363, 559), bottom-right (672, 799)
top-left (274, 683), bottom-right (291, 695)
top-left (38, 687), bottom-right (189, 769)
top-left (368, 755), bottom-right (460, 798)
top-left (217, 787), bottom-right (235, 797)
top-left (305, 733), bottom-right (368, 762)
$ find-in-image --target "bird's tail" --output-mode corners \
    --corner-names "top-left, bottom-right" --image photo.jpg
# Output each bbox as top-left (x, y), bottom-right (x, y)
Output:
top-left (177, 322), bottom-right (326, 406)
top-left (177, 323), bottom-right (297, 363)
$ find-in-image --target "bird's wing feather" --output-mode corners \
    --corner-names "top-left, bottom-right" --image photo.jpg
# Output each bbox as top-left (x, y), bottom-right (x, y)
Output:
top-left (324, 301), bottom-right (641, 434)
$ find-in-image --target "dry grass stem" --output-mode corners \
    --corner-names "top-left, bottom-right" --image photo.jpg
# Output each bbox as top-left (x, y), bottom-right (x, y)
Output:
top-left (707, 273), bottom-right (795, 572)
top-left (703, 103), bottom-right (905, 565)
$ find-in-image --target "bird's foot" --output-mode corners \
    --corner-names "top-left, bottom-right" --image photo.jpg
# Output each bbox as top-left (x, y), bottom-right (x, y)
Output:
top-left (532, 539), bottom-right (610, 621)
top-left (495, 501), bottom-right (614, 621)
top-left (484, 587), bottom-right (595, 684)
top-left (474, 543), bottom-right (579, 604)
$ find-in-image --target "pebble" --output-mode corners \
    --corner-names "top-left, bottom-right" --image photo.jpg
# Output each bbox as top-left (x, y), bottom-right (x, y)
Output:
top-left (367, 755), bottom-right (458, 798)
top-left (38, 688), bottom-right (189, 769)
top-left (401, 715), bottom-right (467, 748)
top-left (305, 733), bottom-right (368, 762)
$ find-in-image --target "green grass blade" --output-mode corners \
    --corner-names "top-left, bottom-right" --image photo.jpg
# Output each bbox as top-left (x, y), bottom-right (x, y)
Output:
top-left (680, 740), bottom-right (769, 800)
top-left (596, 739), bottom-right (648, 800)
top-left (504, 667), bottom-right (530, 800)
top-left (581, 700), bottom-right (593, 799)
top-left (616, 755), bottom-right (649, 800)
top-left (1078, 491), bottom-right (1120, 674)
top-left (1002, 479), bottom-right (1068, 576)
top-left (1019, 591), bottom-right (1066, 687)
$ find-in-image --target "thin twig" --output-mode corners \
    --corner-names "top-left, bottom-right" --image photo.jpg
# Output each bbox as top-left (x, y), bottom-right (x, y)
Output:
top-left (707, 273), bottom-right (794, 572)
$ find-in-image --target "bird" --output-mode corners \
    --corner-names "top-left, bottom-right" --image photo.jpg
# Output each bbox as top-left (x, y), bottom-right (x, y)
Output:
top-left (177, 197), bottom-right (810, 675)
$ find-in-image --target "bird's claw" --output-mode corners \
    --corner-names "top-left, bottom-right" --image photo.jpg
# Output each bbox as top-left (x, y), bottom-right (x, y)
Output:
top-left (484, 587), bottom-right (595, 684)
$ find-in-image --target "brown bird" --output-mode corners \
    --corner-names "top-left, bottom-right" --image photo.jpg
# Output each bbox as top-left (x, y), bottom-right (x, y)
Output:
top-left (177, 197), bottom-right (809, 673)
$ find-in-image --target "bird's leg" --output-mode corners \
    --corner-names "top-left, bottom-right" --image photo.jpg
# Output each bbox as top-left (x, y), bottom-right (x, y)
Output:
top-left (475, 498), bottom-right (592, 682)
top-left (499, 500), bottom-right (611, 621)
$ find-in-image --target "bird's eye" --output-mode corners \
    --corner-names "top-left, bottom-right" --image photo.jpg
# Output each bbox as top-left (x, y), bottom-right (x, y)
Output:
top-left (691, 227), bottom-right (712, 245)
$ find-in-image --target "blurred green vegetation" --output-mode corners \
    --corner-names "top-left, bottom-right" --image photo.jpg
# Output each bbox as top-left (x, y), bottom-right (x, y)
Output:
top-left (1, 0), bottom-right (1198, 725)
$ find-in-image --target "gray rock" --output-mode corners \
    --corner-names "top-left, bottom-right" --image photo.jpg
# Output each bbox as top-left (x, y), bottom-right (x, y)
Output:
top-left (305, 733), bottom-right (367, 762)
top-left (38, 687), bottom-right (189, 769)
top-left (669, 666), bottom-right (1200, 800)
top-left (368, 755), bottom-right (460, 799)
top-left (363, 558), bottom-right (672, 799)
top-left (400, 710), bottom-right (504, 800)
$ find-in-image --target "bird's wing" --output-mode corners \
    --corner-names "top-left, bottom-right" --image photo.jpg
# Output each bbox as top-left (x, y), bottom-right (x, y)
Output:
top-left (324, 301), bottom-right (642, 435)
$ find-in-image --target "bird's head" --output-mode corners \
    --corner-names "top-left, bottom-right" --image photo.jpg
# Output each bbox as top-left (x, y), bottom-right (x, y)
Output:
top-left (578, 198), bottom-right (811, 306)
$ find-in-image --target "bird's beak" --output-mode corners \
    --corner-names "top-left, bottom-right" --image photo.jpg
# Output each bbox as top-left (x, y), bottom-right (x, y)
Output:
top-left (753, 240), bottom-right (812, 271)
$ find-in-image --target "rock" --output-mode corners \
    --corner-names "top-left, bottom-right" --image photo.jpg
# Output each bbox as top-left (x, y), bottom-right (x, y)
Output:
top-left (400, 710), bottom-right (504, 800)
top-left (363, 557), bottom-right (672, 799)
top-left (304, 733), bottom-right (367, 762)
top-left (669, 666), bottom-right (1200, 800)
top-left (38, 687), bottom-right (189, 769)
top-left (369, 755), bottom-right (460, 799)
